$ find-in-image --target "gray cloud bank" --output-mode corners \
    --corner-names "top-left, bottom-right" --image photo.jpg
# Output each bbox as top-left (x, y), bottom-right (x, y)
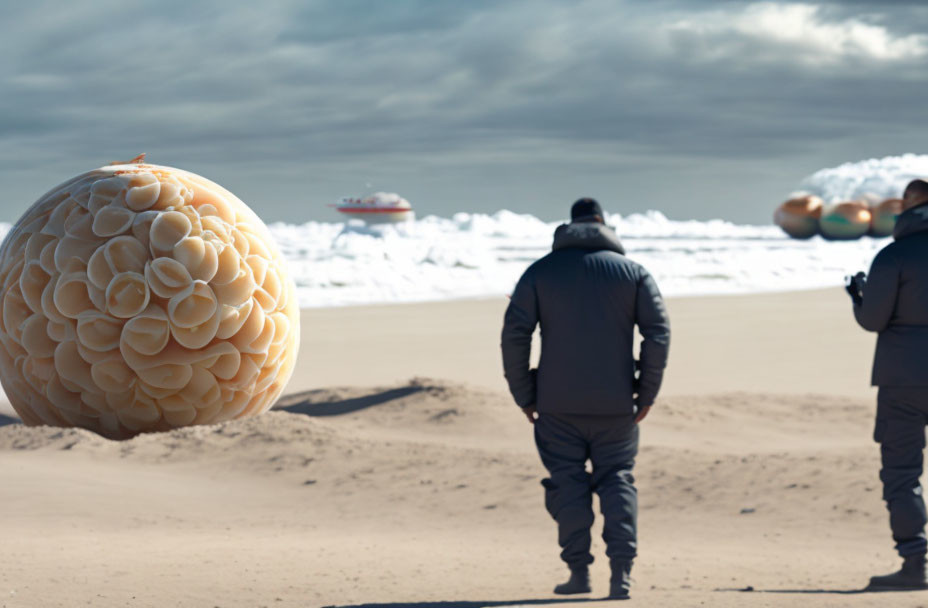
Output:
top-left (1, 0), bottom-right (927, 224)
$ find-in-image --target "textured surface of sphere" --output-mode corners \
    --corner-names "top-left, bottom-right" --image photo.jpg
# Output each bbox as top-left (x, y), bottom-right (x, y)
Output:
top-left (870, 198), bottom-right (902, 237)
top-left (0, 162), bottom-right (300, 438)
top-left (819, 201), bottom-right (872, 240)
top-left (773, 195), bottom-right (823, 239)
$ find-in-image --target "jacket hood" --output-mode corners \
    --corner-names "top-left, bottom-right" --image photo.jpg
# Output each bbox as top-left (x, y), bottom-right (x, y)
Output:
top-left (552, 222), bottom-right (625, 255)
top-left (893, 203), bottom-right (928, 240)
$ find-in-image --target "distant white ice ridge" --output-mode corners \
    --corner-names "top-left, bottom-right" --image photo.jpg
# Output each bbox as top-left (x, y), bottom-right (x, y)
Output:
top-left (0, 210), bottom-right (890, 307)
top-left (798, 153), bottom-right (928, 202)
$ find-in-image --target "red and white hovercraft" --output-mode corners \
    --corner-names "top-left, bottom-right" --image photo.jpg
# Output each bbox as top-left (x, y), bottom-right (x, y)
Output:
top-left (333, 192), bottom-right (414, 223)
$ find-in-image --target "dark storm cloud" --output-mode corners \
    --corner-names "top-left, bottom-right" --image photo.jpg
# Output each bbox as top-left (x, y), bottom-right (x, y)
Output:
top-left (1, 0), bottom-right (927, 223)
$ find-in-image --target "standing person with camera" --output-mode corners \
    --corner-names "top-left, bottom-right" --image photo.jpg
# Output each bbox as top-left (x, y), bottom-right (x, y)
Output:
top-left (501, 198), bottom-right (670, 600)
top-left (849, 178), bottom-right (928, 590)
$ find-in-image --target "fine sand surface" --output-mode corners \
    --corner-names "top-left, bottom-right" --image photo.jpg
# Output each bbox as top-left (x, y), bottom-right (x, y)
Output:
top-left (2, 288), bottom-right (920, 607)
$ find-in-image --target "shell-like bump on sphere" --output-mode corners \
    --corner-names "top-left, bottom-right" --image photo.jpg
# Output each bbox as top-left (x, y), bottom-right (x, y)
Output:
top-left (0, 162), bottom-right (300, 438)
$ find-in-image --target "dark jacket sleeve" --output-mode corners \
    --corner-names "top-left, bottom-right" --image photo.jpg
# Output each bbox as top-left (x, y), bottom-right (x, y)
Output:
top-left (635, 269), bottom-right (670, 408)
top-left (501, 267), bottom-right (539, 408)
top-left (854, 247), bottom-right (899, 332)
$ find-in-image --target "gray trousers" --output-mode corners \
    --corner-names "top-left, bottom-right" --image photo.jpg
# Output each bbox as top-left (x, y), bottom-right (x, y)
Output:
top-left (875, 387), bottom-right (928, 557)
top-left (533, 413), bottom-right (638, 568)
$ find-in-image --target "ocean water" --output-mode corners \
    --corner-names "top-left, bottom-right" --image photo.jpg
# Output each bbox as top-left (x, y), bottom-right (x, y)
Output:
top-left (267, 210), bottom-right (887, 307)
top-left (0, 210), bottom-right (887, 307)
top-left (4, 153), bottom-right (921, 308)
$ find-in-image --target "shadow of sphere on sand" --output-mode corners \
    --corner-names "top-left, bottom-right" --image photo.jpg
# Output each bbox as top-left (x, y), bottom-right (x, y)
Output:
top-left (277, 386), bottom-right (429, 417)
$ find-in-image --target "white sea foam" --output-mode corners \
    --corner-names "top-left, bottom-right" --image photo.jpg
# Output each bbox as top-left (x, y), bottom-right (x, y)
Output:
top-left (7, 153), bottom-right (924, 307)
top-left (798, 153), bottom-right (928, 202)
top-left (263, 210), bottom-right (888, 307)
top-left (0, 210), bottom-right (888, 307)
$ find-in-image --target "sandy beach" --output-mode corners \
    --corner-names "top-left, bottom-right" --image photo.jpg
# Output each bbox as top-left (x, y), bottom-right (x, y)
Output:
top-left (0, 288), bottom-right (914, 607)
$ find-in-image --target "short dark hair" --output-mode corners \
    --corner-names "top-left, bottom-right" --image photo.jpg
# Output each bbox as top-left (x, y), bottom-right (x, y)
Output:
top-left (570, 198), bottom-right (604, 223)
top-left (903, 179), bottom-right (928, 210)
top-left (904, 179), bottom-right (928, 199)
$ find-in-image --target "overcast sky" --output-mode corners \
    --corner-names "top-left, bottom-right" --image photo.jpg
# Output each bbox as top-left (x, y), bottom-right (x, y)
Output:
top-left (2, 0), bottom-right (927, 224)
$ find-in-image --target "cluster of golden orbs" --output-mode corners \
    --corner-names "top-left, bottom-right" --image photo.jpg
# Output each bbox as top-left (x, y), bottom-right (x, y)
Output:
top-left (774, 194), bottom-right (903, 240)
top-left (0, 159), bottom-right (299, 439)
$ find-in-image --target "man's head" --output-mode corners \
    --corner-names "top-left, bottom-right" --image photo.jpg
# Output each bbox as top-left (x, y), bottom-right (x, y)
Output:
top-left (570, 198), bottom-right (604, 224)
top-left (903, 179), bottom-right (928, 211)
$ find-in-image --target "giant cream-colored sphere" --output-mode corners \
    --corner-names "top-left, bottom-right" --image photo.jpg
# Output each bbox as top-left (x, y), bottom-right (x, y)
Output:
top-left (0, 160), bottom-right (299, 439)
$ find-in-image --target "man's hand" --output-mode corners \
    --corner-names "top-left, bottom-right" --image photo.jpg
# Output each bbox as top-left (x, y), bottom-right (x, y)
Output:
top-left (845, 271), bottom-right (866, 306)
top-left (522, 405), bottom-right (538, 424)
top-left (635, 405), bottom-right (651, 424)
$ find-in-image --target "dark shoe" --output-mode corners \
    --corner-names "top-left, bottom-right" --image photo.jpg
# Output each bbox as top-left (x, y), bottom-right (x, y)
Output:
top-left (609, 560), bottom-right (632, 599)
top-left (868, 555), bottom-right (928, 590)
top-left (553, 567), bottom-right (591, 595)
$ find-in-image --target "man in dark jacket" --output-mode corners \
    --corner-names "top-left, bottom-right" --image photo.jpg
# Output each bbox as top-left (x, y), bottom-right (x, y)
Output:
top-left (501, 198), bottom-right (670, 600)
top-left (851, 179), bottom-right (928, 590)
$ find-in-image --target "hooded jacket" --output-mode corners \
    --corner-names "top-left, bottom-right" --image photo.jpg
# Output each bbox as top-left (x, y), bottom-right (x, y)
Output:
top-left (501, 222), bottom-right (670, 416)
top-left (855, 203), bottom-right (928, 386)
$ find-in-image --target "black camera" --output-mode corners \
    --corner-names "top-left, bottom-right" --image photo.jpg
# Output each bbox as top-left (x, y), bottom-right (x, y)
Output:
top-left (845, 271), bottom-right (866, 306)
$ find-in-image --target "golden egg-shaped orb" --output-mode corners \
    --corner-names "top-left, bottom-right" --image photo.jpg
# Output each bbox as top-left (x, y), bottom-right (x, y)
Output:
top-left (0, 159), bottom-right (300, 438)
top-left (870, 198), bottom-right (902, 238)
top-left (819, 201), bottom-right (872, 241)
top-left (773, 195), bottom-right (823, 239)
